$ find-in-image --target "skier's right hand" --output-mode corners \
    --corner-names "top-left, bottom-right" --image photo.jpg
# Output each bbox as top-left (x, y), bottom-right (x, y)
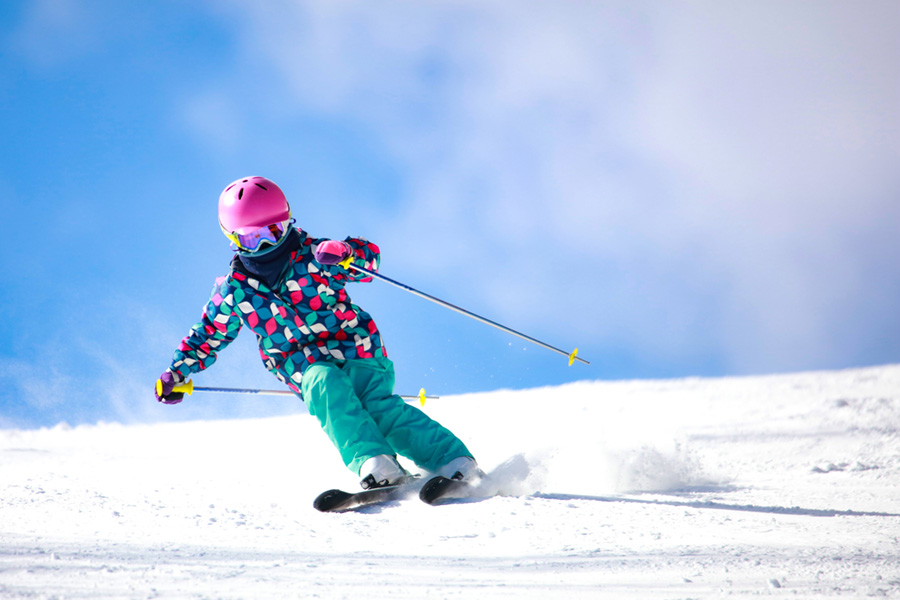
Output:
top-left (314, 240), bottom-right (352, 266)
top-left (155, 371), bottom-right (185, 405)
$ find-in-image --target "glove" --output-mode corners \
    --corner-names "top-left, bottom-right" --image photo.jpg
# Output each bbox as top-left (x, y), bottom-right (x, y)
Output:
top-left (314, 240), bottom-right (352, 266)
top-left (155, 371), bottom-right (185, 405)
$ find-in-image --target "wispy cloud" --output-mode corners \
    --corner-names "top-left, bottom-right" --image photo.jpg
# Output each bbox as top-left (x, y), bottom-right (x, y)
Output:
top-left (6, 0), bottom-right (97, 68)
top-left (177, 89), bottom-right (244, 156)
top-left (189, 1), bottom-right (900, 373)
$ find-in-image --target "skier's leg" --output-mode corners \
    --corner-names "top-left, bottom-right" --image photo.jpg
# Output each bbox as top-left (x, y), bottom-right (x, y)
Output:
top-left (343, 357), bottom-right (473, 472)
top-left (301, 360), bottom-right (396, 476)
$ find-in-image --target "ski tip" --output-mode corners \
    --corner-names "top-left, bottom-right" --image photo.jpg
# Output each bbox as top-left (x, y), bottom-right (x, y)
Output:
top-left (418, 476), bottom-right (446, 505)
top-left (313, 489), bottom-right (353, 512)
top-left (419, 475), bottom-right (469, 505)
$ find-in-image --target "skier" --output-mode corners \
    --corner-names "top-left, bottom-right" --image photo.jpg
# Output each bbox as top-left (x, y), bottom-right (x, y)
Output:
top-left (154, 176), bottom-right (480, 490)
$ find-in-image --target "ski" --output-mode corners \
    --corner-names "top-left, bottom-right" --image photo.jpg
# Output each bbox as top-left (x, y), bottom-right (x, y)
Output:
top-left (418, 475), bottom-right (471, 505)
top-left (315, 474), bottom-right (475, 511)
top-left (313, 479), bottom-right (420, 512)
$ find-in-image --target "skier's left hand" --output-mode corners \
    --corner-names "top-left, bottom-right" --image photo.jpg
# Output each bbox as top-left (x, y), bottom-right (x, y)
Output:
top-left (314, 240), bottom-right (352, 265)
top-left (155, 371), bottom-right (184, 405)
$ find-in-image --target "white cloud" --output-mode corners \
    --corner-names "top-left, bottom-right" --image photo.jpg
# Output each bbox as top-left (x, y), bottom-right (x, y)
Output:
top-left (200, 0), bottom-right (900, 373)
top-left (7, 0), bottom-right (97, 68)
top-left (177, 89), bottom-right (244, 155)
top-left (626, 2), bottom-right (900, 370)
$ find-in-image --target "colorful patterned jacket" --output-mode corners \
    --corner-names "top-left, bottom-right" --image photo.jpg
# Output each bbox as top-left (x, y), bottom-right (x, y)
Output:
top-left (168, 227), bottom-right (386, 394)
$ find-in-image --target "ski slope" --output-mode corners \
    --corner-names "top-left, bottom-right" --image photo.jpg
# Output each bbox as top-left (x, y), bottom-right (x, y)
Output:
top-left (2, 365), bottom-right (899, 598)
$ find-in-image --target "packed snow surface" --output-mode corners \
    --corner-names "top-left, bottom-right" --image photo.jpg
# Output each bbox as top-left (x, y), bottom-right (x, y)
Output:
top-left (2, 365), bottom-right (900, 598)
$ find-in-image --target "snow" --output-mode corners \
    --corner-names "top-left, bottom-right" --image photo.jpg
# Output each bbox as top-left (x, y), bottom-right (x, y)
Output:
top-left (2, 365), bottom-right (900, 598)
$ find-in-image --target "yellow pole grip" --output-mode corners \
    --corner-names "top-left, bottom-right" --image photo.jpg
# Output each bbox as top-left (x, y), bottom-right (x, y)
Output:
top-left (171, 380), bottom-right (194, 395)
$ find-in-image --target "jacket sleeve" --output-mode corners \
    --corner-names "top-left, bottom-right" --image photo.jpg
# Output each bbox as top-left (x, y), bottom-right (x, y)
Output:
top-left (168, 276), bottom-right (243, 381)
top-left (333, 236), bottom-right (381, 283)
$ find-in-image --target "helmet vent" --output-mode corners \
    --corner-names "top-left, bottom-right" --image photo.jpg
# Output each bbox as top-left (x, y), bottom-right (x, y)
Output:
top-left (255, 183), bottom-right (268, 191)
top-left (238, 188), bottom-right (244, 199)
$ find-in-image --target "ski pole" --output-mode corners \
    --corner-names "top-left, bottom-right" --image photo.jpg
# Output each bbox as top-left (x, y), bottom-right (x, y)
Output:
top-left (167, 380), bottom-right (434, 407)
top-left (341, 261), bottom-right (590, 366)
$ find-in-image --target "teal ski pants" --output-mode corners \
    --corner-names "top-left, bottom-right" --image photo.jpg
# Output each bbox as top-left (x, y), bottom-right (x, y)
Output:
top-left (301, 356), bottom-right (472, 475)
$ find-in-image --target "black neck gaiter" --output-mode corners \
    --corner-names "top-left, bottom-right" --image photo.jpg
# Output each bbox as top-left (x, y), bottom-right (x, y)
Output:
top-left (236, 227), bottom-right (302, 289)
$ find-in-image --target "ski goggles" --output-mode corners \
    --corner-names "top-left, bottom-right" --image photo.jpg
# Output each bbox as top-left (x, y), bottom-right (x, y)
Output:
top-left (223, 219), bottom-right (291, 253)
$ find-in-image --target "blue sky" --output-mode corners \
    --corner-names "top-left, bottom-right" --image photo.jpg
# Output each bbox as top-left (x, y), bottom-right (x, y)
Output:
top-left (1, 0), bottom-right (898, 429)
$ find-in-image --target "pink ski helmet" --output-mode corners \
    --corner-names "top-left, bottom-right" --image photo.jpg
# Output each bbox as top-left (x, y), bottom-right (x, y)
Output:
top-left (218, 176), bottom-right (292, 250)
